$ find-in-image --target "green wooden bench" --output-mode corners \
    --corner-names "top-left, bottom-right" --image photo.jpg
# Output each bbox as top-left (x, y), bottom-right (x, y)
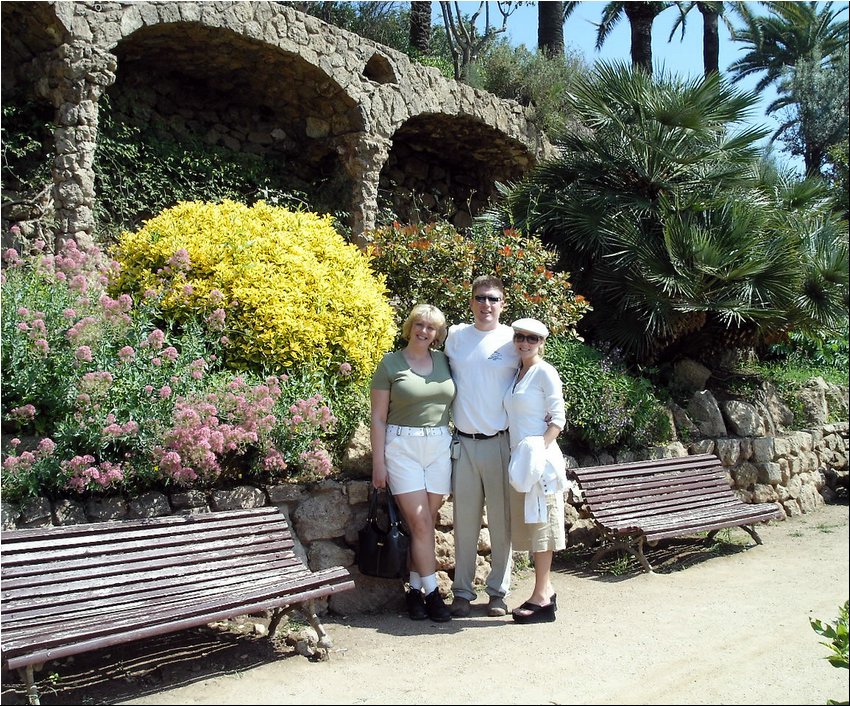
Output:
top-left (569, 453), bottom-right (785, 572)
top-left (1, 506), bottom-right (354, 704)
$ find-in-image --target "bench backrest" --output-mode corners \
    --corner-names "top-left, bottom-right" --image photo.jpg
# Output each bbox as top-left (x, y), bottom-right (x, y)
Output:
top-left (569, 453), bottom-right (783, 539)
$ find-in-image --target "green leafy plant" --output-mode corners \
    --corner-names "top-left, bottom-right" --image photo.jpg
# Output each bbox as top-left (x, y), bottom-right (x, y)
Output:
top-left (810, 600), bottom-right (849, 704)
top-left (472, 40), bottom-right (588, 138)
top-left (1, 95), bottom-right (54, 192)
top-left (93, 96), bottom-right (315, 239)
top-left (544, 337), bottom-right (672, 452)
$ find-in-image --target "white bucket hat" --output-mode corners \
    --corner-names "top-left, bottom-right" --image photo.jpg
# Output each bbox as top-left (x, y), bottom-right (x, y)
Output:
top-left (510, 318), bottom-right (549, 338)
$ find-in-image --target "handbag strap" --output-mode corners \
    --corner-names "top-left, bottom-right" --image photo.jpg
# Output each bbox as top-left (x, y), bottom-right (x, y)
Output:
top-left (385, 487), bottom-right (403, 528)
top-left (367, 486), bottom-right (404, 529)
top-left (367, 486), bottom-right (381, 525)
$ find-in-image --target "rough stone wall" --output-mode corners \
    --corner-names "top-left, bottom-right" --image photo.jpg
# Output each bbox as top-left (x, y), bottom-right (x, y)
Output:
top-left (3, 416), bottom-right (846, 615)
top-left (2, 0), bottom-right (553, 243)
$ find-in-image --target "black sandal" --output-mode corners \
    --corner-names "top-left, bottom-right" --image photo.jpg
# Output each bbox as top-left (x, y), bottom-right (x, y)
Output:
top-left (512, 600), bottom-right (556, 624)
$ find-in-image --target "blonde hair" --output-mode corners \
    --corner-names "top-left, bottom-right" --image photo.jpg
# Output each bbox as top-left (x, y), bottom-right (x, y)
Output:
top-left (402, 304), bottom-right (448, 347)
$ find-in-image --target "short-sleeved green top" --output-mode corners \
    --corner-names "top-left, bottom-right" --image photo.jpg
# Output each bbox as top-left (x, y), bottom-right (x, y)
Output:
top-left (370, 350), bottom-right (455, 427)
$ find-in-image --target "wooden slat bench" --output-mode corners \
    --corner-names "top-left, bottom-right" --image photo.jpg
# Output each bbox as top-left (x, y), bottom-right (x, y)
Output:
top-left (1, 506), bottom-right (355, 705)
top-left (568, 453), bottom-right (785, 573)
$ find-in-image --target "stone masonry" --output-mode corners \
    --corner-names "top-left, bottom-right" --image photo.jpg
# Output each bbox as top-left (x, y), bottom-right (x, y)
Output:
top-left (4, 379), bottom-right (847, 616)
top-left (1, 1), bottom-right (553, 245)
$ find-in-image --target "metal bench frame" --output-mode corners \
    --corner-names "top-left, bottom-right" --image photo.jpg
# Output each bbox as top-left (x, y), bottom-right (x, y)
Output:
top-left (1, 506), bottom-right (355, 704)
top-left (569, 453), bottom-right (785, 573)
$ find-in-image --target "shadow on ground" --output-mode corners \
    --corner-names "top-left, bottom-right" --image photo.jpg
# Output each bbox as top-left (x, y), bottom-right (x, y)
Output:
top-left (553, 535), bottom-right (751, 581)
top-left (0, 622), bottom-right (295, 706)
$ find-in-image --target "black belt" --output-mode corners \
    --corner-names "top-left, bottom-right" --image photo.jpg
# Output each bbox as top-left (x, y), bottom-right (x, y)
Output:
top-left (456, 429), bottom-right (506, 440)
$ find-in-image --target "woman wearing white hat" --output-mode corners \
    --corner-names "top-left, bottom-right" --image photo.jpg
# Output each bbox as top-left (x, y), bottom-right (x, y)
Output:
top-left (504, 318), bottom-right (568, 623)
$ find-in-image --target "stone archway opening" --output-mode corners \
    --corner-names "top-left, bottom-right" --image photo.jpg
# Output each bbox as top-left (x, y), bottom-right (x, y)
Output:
top-left (105, 23), bottom-right (364, 228)
top-left (380, 113), bottom-right (536, 230)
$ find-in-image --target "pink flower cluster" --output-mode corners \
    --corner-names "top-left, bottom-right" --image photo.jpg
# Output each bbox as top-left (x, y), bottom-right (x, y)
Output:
top-left (298, 441), bottom-right (334, 479)
top-left (284, 394), bottom-right (337, 434)
top-left (14, 308), bottom-right (50, 357)
top-left (8, 404), bottom-right (37, 423)
top-left (102, 415), bottom-right (140, 437)
top-left (63, 455), bottom-right (124, 492)
top-left (35, 238), bottom-right (111, 290)
top-left (153, 377), bottom-right (283, 485)
top-left (1, 438), bottom-right (56, 476)
top-left (98, 293), bottom-right (133, 326)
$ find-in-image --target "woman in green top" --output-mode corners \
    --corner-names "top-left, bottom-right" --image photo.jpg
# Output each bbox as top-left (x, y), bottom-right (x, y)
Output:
top-left (370, 304), bottom-right (456, 622)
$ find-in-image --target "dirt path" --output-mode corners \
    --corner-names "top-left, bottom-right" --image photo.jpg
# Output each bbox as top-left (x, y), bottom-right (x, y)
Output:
top-left (3, 503), bottom-right (847, 706)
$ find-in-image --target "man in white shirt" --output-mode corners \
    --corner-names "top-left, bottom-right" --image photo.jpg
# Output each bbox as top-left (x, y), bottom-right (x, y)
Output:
top-left (444, 275), bottom-right (519, 617)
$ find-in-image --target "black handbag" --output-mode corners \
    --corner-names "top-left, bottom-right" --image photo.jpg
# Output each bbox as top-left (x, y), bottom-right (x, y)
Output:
top-left (357, 486), bottom-right (410, 579)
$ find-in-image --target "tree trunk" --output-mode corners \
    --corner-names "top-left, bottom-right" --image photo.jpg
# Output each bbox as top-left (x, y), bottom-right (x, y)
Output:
top-left (624, 3), bottom-right (658, 74)
top-left (699, 3), bottom-right (720, 76)
top-left (538, 1), bottom-right (565, 57)
top-left (409, 1), bottom-right (432, 54)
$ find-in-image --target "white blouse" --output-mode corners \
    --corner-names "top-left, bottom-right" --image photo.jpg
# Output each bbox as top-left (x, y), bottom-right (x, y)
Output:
top-left (503, 359), bottom-right (566, 450)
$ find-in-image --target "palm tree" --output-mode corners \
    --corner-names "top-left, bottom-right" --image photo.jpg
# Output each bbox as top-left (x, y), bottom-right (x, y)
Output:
top-left (595, 1), bottom-right (672, 74)
top-left (728, 1), bottom-right (849, 175)
top-left (538, 1), bottom-right (565, 57)
top-left (409, 1), bottom-right (432, 53)
top-left (728, 1), bottom-right (848, 92)
top-left (491, 63), bottom-right (848, 364)
top-left (668, 1), bottom-right (741, 77)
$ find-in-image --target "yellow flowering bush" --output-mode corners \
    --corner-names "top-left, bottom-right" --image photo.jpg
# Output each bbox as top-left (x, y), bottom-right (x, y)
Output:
top-left (109, 200), bottom-right (395, 384)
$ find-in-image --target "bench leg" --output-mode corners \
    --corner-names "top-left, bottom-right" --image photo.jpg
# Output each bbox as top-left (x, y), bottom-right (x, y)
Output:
top-left (739, 525), bottom-right (763, 545)
top-left (705, 526), bottom-right (763, 546)
top-left (297, 600), bottom-right (333, 650)
top-left (590, 536), bottom-right (654, 574)
top-left (268, 601), bottom-right (333, 656)
top-left (18, 665), bottom-right (40, 706)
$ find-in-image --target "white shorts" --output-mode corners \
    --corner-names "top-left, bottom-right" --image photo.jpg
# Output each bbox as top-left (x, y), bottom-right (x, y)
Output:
top-left (384, 425), bottom-right (452, 495)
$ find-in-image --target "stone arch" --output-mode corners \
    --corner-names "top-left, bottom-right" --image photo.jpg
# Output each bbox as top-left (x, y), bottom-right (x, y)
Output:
top-left (2, 1), bottom-right (553, 244)
top-left (381, 112), bottom-right (536, 229)
top-left (105, 22), bottom-right (364, 223)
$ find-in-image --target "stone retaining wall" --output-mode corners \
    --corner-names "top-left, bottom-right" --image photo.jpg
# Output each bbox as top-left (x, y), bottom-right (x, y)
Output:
top-left (3, 418), bottom-right (846, 616)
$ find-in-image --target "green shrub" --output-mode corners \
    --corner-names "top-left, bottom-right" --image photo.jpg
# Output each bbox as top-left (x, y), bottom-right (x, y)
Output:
top-left (108, 200), bottom-right (395, 386)
top-left (472, 41), bottom-right (588, 138)
top-left (810, 600), bottom-right (849, 704)
top-left (367, 220), bottom-right (590, 339)
top-left (467, 224), bottom-right (591, 335)
top-left (544, 337), bottom-right (672, 452)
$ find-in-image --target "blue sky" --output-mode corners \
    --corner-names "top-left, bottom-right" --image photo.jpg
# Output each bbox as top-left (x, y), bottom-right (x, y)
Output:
top-left (433, 1), bottom-right (850, 173)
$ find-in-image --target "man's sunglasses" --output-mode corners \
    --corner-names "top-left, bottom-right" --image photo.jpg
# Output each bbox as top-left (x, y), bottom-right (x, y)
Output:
top-left (513, 333), bottom-right (542, 344)
top-left (474, 295), bottom-right (502, 303)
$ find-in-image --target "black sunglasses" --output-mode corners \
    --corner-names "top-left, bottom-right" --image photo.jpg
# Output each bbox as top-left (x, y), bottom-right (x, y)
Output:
top-left (474, 295), bottom-right (502, 303)
top-left (513, 333), bottom-right (542, 344)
